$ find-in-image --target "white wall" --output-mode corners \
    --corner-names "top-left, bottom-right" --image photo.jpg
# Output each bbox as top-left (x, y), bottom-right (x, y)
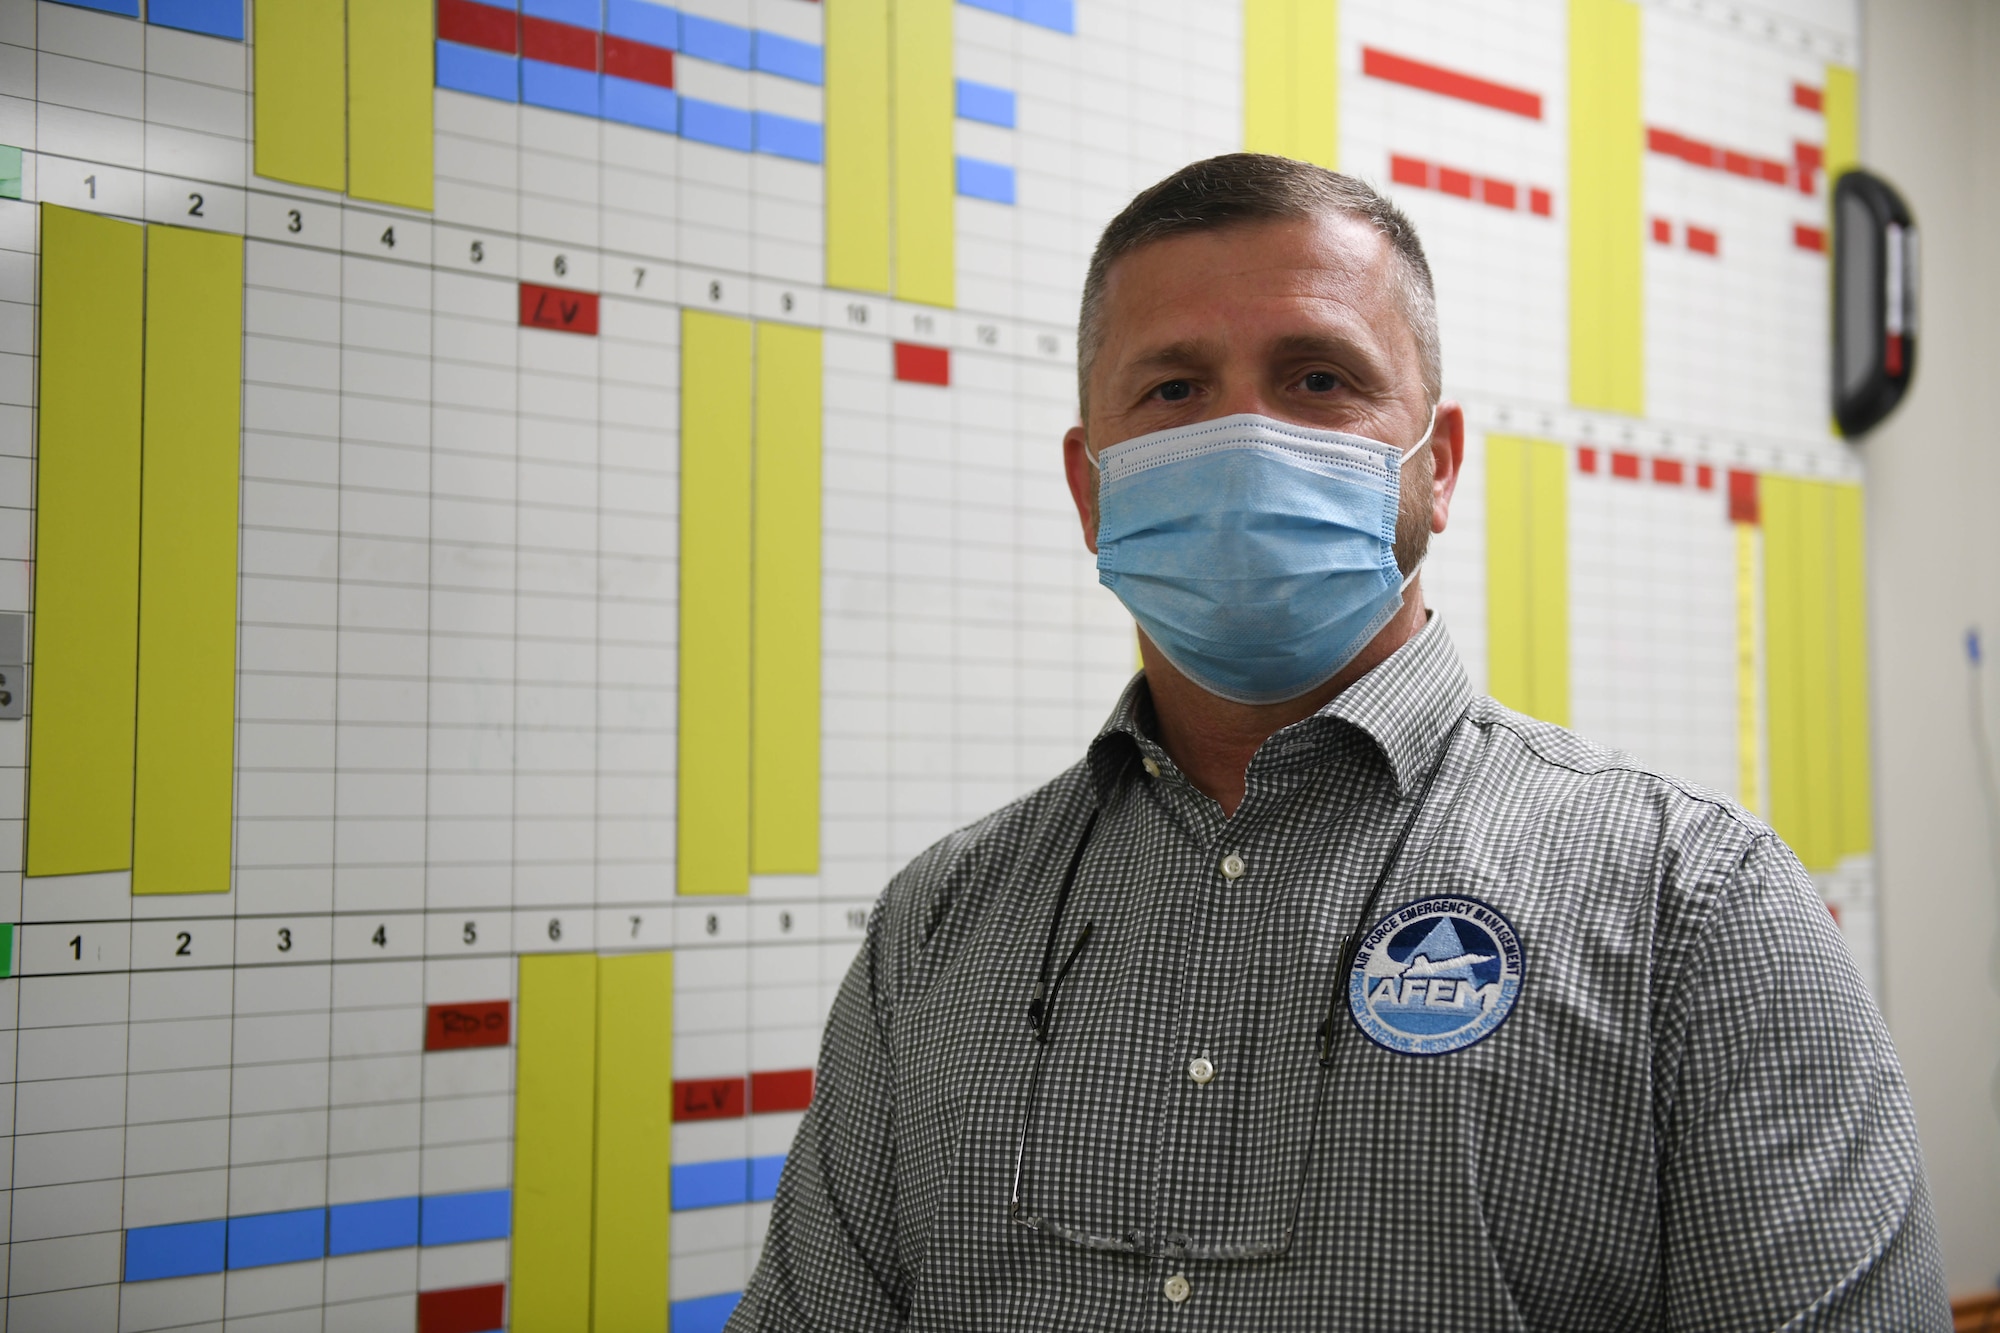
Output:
top-left (1862, 0), bottom-right (2000, 1298)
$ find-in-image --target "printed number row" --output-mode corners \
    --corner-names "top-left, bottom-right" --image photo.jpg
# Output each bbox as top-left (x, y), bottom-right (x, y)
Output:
top-left (16, 903), bottom-right (873, 975)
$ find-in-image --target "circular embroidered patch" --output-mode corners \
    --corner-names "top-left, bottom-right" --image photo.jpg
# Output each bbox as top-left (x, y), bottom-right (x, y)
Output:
top-left (1348, 897), bottom-right (1524, 1056)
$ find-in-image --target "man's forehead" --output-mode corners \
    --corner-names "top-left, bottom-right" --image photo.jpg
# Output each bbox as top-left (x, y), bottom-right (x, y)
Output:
top-left (1095, 214), bottom-right (1405, 356)
top-left (1103, 213), bottom-right (1395, 300)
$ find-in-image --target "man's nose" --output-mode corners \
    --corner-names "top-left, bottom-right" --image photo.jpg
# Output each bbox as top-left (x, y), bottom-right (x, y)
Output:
top-left (1208, 375), bottom-right (1278, 421)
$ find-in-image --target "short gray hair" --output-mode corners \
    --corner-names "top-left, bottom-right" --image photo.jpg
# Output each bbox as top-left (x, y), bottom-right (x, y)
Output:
top-left (1077, 153), bottom-right (1442, 417)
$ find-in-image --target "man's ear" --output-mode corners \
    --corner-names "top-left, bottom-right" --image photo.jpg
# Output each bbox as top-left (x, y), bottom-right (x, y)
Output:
top-left (1063, 424), bottom-right (1099, 554)
top-left (1429, 400), bottom-right (1466, 534)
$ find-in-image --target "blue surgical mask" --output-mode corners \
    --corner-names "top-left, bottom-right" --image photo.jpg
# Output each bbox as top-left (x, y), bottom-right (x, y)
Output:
top-left (1092, 409), bottom-right (1434, 705)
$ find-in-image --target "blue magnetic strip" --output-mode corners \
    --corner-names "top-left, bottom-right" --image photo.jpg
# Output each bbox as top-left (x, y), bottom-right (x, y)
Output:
top-left (671, 1291), bottom-right (743, 1333)
top-left (461, 0), bottom-right (517, 9)
top-left (421, 1189), bottom-right (513, 1246)
top-left (1018, 0), bottom-right (1075, 32)
top-left (680, 98), bottom-right (753, 153)
top-left (605, 0), bottom-right (677, 45)
top-left (956, 156), bottom-right (1017, 204)
top-left (753, 31), bottom-right (822, 85)
top-left (748, 1153), bottom-right (787, 1202)
top-left (954, 78), bottom-right (1016, 127)
top-left (957, 0), bottom-right (1016, 16)
top-left (437, 42), bottom-right (522, 102)
top-left (522, 60), bottom-right (601, 117)
top-left (522, 0), bottom-right (600, 24)
top-left (147, 0), bottom-right (245, 39)
top-left (679, 13), bottom-right (750, 69)
top-left (227, 1208), bottom-right (326, 1270)
top-left (754, 112), bottom-right (823, 164)
top-left (49, 0), bottom-right (140, 14)
top-left (124, 1219), bottom-right (226, 1281)
top-left (672, 1158), bottom-right (749, 1209)
top-left (328, 1196), bottom-right (420, 1256)
top-left (603, 77), bottom-right (678, 133)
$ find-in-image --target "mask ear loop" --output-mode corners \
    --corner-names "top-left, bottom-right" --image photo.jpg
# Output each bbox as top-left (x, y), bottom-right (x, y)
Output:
top-left (1394, 403), bottom-right (1440, 590)
top-left (1398, 402), bottom-right (1439, 469)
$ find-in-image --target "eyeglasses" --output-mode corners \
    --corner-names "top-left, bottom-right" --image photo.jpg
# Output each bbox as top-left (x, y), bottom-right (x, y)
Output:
top-left (1004, 748), bottom-right (1450, 1257)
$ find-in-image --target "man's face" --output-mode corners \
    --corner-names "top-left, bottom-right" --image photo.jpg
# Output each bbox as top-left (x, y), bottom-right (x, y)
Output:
top-left (1063, 213), bottom-right (1461, 562)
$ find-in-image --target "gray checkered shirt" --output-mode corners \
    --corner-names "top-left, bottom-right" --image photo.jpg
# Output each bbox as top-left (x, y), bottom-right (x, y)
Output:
top-left (731, 617), bottom-right (1948, 1331)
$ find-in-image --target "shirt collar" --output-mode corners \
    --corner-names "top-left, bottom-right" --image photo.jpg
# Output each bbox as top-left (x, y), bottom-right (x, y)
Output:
top-left (1087, 614), bottom-right (1473, 799)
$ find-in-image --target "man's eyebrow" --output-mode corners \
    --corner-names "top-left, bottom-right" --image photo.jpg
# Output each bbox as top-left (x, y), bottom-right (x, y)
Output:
top-left (1116, 338), bottom-right (1219, 376)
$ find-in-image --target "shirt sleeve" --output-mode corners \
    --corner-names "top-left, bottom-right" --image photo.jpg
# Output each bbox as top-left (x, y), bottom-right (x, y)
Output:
top-left (1654, 833), bottom-right (1950, 1332)
top-left (727, 896), bottom-right (910, 1332)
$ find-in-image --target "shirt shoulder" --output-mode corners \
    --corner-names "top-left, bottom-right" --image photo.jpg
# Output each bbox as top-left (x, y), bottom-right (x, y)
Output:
top-left (865, 760), bottom-right (1100, 1016)
top-left (1451, 695), bottom-right (1790, 978)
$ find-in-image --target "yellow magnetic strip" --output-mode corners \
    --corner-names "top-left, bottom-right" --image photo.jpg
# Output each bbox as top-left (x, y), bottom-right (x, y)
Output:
top-left (592, 951), bottom-right (674, 1331)
top-left (1484, 435), bottom-right (1530, 714)
top-left (1291, 0), bottom-right (1337, 169)
top-left (1794, 482), bottom-right (1836, 869)
top-left (751, 323), bottom-right (823, 875)
top-left (133, 225), bottom-right (245, 895)
top-left (1525, 440), bottom-right (1570, 727)
top-left (253, 0), bottom-right (347, 194)
top-left (512, 953), bottom-right (599, 1329)
top-left (826, 0), bottom-right (892, 294)
top-left (1822, 65), bottom-right (1858, 182)
top-left (27, 205), bottom-right (145, 877)
top-left (893, 0), bottom-right (954, 306)
top-left (1734, 522), bottom-right (1761, 815)
top-left (1242, 0), bottom-right (1293, 157)
top-left (1567, 0), bottom-right (1644, 416)
top-left (346, 0), bottom-right (434, 211)
top-left (679, 311), bottom-right (755, 895)
top-left (1830, 483), bottom-right (1870, 858)
top-left (1243, 0), bottom-right (1336, 167)
top-left (1761, 477), bottom-right (1815, 866)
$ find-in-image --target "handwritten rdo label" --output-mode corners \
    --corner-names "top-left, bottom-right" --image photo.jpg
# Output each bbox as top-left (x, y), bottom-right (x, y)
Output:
top-left (518, 281), bottom-right (600, 335)
top-left (426, 1000), bottom-right (512, 1051)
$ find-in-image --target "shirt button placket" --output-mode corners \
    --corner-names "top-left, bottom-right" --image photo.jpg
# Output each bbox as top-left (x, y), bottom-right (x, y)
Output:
top-left (1219, 852), bottom-right (1245, 879)
top-left (1163, 1273), bottom-right (1192, 1305)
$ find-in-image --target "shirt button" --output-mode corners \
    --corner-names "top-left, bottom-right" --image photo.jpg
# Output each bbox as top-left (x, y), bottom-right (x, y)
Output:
top-left (1219, 852), bottom-right (1246, 879)
top-left (1187, 1055), bottom-right (1215, 1084)
top-left (1143, 756), bottom-right (1160, 777)
top-left (1163, 1274), bottom-right (1192, 1304)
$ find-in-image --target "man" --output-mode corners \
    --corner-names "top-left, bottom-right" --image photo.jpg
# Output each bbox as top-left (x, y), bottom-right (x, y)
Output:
top-left (730, 155), bottom-right (1948, 1329)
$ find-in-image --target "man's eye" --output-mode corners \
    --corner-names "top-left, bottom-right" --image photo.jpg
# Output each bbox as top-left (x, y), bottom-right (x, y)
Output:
top-left (1302, 371), bottom-right (1341, 393)
top-left (1156, 380), bottom-right (1193, 402)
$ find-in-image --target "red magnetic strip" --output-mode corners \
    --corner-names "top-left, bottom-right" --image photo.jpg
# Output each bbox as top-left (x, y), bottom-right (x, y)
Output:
top-left (519, 282), bottom-right (600, 335)
top-left (1793, 82), bottom-right (1824, 112)
top-left (1793, 224), bottom-right (1826, 254)
top-left (1389, 154), bottom-right (1429, 188)
top-left (674, 1077), bottom-right (747, 1121)
top-left (1686, 226), bottom-right (1719, 256)
top-left (604, 34), bottom-right (674, 88)
top-left (425, 1000), bottom-right (511, 1051)
top-left (1610, 452), bottom-right (1641, 481)
top-left (1651, 457), bottom-right (1684, 485)
top-left (750, 1068), bottom-right (815, 1113)
top-left (1727, 470), bottom-right (1760, 524)
top-left (1360, 46), bottom-right (1542, 120)
top-left (437, 0), bottom-right (518, 55)
top-left (894, 342), bottom-right (950, 386)
top-left (521, 14), bottom-right (599, 71)
top-left (1576, 447), bottom-right (1597, 475)
top-left (419, 1284), bottom-right (507, 1333)
top-left (1479, 178), bottom-right (1516, 210)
